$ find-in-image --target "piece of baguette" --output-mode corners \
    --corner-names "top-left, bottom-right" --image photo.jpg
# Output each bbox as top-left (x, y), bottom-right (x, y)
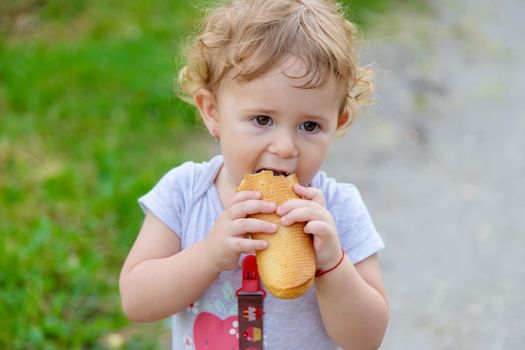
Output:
top-left (237, 170), bottom-right (316, 299)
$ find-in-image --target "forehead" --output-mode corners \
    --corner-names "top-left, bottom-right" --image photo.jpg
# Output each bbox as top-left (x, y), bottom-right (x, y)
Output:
top-left (218, 57), bottom-right (344, 114)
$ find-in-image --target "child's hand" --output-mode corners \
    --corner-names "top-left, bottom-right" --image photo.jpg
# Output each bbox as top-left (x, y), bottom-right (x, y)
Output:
top-left (276, 183), bottom-right (342, 272)
top-left (204, 191), bottom-right (277, 272)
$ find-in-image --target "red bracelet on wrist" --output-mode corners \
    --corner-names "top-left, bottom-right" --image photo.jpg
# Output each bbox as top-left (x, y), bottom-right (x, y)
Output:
top-left (315, 248), bottom-right (346, 277)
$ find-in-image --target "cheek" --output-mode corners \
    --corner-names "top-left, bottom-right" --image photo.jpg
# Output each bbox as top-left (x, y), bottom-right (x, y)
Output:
top-left (297, 138), bottom-right (332, 183)
top-left (298, 160), bottom-right (321, 184)
top-left (303, 135), bottom-right (332, 156)
top-left (220, 137), bottom-right (260, 176)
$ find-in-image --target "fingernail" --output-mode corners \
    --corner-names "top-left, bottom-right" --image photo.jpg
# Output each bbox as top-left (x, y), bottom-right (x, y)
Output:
top-left (269, 223), bottom-right (277, 231)
top-left (281, 216), bottom-right (289, 225)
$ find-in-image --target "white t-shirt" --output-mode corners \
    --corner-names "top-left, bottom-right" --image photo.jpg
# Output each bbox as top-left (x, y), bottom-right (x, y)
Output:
top-left (139, 155), bottom-right (385, 350)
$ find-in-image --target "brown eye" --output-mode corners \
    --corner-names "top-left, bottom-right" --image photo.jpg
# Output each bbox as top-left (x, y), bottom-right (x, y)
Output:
top-left (300, 121), bottom-right (320, 132)
top-left (254, 115), bottom-right (273, 126)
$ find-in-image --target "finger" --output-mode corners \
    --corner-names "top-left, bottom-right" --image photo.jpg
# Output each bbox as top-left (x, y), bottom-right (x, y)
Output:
top-left (280, 206), bottom-right (327, 226)
top-left (232, 218), bottom-right (277, 234)
top-left (228, 190), bottom-right (261, 207)
top-left (293, 183), bottom-right (325, 205)
top-left (229, 237), bottom-right (268, 253)
top-left (228, 200), bottom-right (277, 220)
top-left (304, 220), bottom-right (332, 236)
top-left (276, 198), bottom-right (318, 216)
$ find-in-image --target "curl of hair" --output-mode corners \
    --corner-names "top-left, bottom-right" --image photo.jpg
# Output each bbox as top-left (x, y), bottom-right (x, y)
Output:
top-left (177, 0), bottom-right (374, 133)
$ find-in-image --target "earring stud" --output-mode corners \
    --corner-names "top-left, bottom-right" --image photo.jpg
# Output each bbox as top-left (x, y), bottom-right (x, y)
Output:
top-left (212, 129), bottom-right (219, 140)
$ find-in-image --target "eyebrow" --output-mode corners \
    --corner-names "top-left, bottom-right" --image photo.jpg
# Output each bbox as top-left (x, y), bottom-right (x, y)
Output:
top-left (240, 108), bottom-right (332, 122)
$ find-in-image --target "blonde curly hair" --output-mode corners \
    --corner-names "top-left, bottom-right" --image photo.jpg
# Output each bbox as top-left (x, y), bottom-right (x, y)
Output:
top-left (177, 0), bottom-right (373, 132)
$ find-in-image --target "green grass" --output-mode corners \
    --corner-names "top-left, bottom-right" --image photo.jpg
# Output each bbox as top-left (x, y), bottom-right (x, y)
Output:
top-left (0, 0), bottom-right (421, 348)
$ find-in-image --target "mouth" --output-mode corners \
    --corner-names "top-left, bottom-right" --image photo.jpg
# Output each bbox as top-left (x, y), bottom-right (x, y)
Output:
top-left (256, 168), bottom-right (291, 177)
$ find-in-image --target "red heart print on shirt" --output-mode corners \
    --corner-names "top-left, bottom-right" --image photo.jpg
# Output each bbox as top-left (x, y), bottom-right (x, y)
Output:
top-left (193, 312), bottom-right (238, 350)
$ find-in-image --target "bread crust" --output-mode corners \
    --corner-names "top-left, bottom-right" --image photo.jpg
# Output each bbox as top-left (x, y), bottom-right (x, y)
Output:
top-left (237, 171), bottom-right (316, 299)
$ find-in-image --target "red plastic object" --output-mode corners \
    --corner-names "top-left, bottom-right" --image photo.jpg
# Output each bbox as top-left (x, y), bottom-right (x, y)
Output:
top-left (236, 255), bottom-right (266, 296)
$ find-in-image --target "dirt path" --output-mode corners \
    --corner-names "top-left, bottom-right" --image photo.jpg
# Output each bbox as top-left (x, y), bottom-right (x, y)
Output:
top-left (324, 0), bottom-right (525, 348)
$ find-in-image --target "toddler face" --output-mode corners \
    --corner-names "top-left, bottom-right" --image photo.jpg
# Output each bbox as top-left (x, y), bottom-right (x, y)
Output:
top-left (213, 57), bottom-right (346, 189)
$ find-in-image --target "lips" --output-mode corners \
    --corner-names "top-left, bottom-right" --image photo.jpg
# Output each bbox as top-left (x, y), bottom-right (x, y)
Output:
top-left (256, 168), bottom-right (291, 177)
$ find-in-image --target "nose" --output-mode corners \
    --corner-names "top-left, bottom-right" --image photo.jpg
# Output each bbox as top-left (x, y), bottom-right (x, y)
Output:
top-left (267, 129), bottom-right (299, 158)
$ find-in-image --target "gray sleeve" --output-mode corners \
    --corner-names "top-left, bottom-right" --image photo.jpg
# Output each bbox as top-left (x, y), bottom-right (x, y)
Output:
top-left (138, 162), bottom-right (195, 237)
top-left (328, 183), bottom-right (385, 264)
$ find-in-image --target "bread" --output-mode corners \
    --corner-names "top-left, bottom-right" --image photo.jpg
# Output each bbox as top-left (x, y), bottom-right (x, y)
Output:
top-left (237, 171), bottom-right (316, 299)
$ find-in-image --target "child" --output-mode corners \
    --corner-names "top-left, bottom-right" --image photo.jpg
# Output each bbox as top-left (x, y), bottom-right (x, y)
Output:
top-left (119, 0), bottom-right (388, 349)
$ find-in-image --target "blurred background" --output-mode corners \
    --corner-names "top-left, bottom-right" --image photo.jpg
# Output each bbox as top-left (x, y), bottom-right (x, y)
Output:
top-left (1, 0), bottom-right (523, 349)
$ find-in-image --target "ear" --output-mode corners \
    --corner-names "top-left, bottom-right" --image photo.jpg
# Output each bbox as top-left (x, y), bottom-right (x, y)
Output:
top-left (336, 110), bottom-right (350, 129)
top-left (194, 89), bottom-right (220, 138)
